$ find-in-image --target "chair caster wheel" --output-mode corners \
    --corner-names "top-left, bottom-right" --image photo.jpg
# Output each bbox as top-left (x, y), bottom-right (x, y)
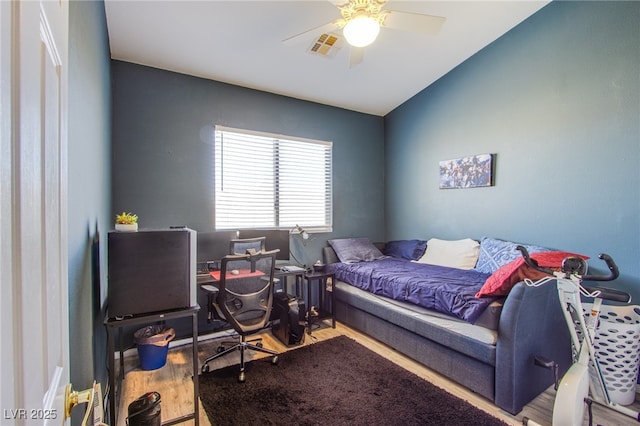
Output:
top-left (216, 346), bottom-right (225, 353)
top-left (201, 364), bottom-right (210, 373)
top-left (238, 371), bottom-right (246, 383)
top-left (272, 355), bottom-right (279, 365)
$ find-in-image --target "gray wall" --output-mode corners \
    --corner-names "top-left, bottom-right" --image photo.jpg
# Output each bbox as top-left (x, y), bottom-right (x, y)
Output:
top-left (111, 62), bottom-right (385, 337)
top-left (384, 2), bottom-right (640, 297)
top-left (68, 0), bottom-right (111, 410)
top-left (111, 61), bottom-right (386, 265)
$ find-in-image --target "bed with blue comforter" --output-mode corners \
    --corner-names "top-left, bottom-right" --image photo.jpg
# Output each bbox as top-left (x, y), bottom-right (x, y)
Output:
top-left (324, 237), bottom-right (572, 416)
top-left (328, 258), bottom-right (495, 323)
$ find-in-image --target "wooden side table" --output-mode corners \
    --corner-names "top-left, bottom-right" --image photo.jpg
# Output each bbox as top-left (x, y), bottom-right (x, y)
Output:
top-left (303, 271), bottom-right (336, 334)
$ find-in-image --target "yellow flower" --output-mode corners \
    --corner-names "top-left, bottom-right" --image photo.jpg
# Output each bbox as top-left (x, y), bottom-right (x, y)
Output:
top-left (115, 212), bottom-right (138, 225)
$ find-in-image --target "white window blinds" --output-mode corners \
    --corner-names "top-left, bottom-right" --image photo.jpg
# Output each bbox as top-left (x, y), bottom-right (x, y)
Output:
top-left (214, 126), bottom-right (333, 232)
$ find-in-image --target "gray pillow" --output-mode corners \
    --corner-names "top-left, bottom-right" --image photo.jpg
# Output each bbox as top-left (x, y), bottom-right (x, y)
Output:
top-left (328, 237), bottom-right (386, 264)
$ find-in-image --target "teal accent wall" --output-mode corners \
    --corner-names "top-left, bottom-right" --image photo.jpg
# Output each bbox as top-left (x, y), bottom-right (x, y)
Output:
top-left (384, 2), bottom-right (640, 297)
top-left (111, 61), bottom-right (385, 265)
top-left (68, 0), bottom-right (111, 406)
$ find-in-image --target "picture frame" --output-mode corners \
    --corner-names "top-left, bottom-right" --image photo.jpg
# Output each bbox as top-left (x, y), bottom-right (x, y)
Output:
top-left (439, 153), bottom-right (495, 189)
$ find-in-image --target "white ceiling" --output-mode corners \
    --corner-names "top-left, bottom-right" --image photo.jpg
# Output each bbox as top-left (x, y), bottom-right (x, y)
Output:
top-left (104, 1), bottom-right (549, 116)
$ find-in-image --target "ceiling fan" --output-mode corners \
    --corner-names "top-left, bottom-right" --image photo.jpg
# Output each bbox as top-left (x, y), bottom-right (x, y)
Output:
top-left (283, 0), bottom-right (446, 68)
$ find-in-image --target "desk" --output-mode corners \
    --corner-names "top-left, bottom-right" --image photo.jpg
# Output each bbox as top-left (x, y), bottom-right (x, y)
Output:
top-left (274, 268), bottom-right (305, 296)
top-left (198, 267), bottom-right (304, 294)
top-left (199, 269), bottom-right (304, 323)
top-left (304, 271), bottom-right (336, 334)
top-left (104, 306), bottom-right (200, 426)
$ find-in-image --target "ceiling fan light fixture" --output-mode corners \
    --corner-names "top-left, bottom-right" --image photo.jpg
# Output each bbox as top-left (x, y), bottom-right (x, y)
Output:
top-left (343, 15), bottom-right (380, 47)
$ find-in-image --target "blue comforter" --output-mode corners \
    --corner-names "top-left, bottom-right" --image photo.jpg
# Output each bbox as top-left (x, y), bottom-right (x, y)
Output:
top-left (329, 258), bottom-right (495, 323)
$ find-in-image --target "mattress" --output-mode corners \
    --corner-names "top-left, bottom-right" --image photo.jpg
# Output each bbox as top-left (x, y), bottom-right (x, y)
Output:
top-left (335, 280), bottom-right (498, 346)
top-left (328, 258), bottom-right (497, 323)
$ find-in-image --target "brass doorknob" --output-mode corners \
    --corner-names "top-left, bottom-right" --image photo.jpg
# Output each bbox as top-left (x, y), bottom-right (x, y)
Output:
top-left (64, 382), bottom-right (98, 425)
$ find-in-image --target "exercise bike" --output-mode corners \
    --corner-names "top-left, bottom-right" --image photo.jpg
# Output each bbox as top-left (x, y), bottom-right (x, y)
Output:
top-left (517, 245), bottom-right (640, 426)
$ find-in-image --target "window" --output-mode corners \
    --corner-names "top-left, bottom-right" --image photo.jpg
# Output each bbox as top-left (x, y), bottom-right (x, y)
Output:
top-left (214, 126), bottom-right (332, 232)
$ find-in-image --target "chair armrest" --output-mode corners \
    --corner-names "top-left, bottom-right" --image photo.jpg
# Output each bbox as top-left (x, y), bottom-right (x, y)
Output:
top-left (201, 284), bottom-right (223, 322)
top-left (201, 284), bottom-right (219, 294)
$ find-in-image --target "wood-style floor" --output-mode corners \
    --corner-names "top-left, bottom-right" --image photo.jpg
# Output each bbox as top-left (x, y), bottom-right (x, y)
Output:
top-left (114, 320), bottom-right (638, 426)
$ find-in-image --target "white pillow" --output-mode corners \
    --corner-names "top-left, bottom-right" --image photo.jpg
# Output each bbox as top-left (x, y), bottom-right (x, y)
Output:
top-left (415, 238), bottom-right (480, 270)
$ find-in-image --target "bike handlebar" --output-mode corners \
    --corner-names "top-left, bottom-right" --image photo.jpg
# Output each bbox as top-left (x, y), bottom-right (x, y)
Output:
top-left (595, 253), bottom-right (620, 281)
top-left (516, 245), bottom-right (619, 282)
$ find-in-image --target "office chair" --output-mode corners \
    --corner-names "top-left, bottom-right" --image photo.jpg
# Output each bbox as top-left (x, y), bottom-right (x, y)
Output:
top-left (229, 236), bottom-right (266, 256)
top-left (200, 249), bottom-right (280, 382)
top-left (202, 236), bottom-right (276, 322)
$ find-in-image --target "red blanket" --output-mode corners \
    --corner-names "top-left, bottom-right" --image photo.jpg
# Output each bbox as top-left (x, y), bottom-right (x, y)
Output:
top-left (476, 251), bottom-right (589, 298)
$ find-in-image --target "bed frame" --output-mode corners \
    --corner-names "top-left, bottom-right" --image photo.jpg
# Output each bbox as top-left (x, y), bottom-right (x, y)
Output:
top-left (323, 246), bottom-right (571, 415)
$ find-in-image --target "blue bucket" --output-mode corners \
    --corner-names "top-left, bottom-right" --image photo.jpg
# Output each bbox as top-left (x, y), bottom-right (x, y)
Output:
top-left (134, 326), bottom-right (175, 371)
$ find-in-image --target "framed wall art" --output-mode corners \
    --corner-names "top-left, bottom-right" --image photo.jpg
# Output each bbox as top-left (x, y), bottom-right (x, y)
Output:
top-left (439, 153), bottom-right (495, 189)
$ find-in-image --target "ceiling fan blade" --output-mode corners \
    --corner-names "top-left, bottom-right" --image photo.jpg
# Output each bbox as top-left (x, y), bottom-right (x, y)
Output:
top-left (282, 20), bottom-right (342, 46)
top-left (382, 10), bottom-right (446, 36)
top-left (348, 46), bottom-right (364, 68)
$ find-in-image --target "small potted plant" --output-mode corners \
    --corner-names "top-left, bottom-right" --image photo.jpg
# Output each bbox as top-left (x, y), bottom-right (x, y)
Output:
top-left (115, 211), bottom-right (138, 232)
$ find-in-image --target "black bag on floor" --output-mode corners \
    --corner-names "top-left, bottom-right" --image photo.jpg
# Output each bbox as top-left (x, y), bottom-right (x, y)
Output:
top-left (127, 391), bottom-right (161, 426)
top-left (272, 293), bottom-right (306, 346)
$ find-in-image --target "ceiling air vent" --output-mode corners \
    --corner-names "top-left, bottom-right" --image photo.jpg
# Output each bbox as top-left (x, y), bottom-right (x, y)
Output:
top-left (307, 33), bottom-right (343, 58)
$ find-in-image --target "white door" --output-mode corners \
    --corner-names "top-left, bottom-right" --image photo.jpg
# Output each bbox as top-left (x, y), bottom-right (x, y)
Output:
top-left (0, 0), bottom-right (70, 425)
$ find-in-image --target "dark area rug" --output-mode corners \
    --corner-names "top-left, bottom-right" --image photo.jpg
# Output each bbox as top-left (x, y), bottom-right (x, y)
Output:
top-left (199, 335), bottom-right (508, 425)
